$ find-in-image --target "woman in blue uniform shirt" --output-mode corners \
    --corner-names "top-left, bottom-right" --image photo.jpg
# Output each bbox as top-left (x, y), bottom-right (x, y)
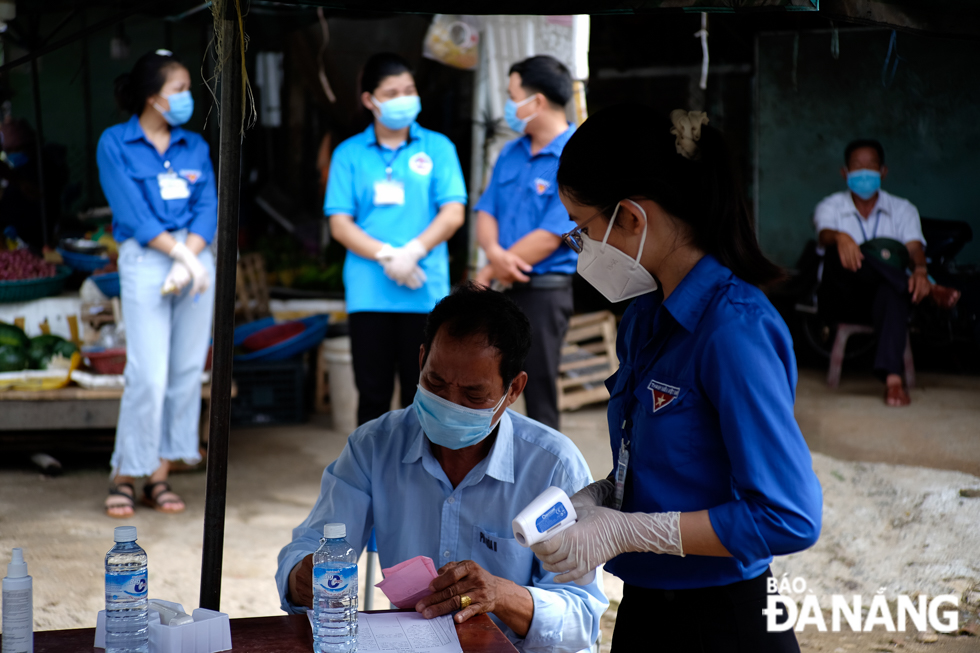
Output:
top-left (325, 53), bottom-right (466, 426)
top-left (531, 105), bottom-right (823, 651)
top-left (98, 50), bottom-right (217, 518)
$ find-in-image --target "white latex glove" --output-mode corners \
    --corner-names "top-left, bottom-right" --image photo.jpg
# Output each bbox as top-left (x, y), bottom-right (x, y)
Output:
top-left (531, 506), bottom-right (684, 584)
top-left (376, 239), bottom-right (428, 288)
top-left (570, 478), bottom-right (616, 511)
top-left (169, 241), bottom-right (210, 297)
top-left (161, 259), bottom-right (193, 295)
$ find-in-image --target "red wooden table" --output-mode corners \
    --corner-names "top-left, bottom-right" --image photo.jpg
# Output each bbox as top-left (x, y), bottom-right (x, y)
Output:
top-left (15, 612), bottom-right (518, 653)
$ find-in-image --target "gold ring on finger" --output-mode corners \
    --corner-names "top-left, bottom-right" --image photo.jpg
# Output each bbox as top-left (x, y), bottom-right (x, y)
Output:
top-left (460, 595), bottom-right (472, 609)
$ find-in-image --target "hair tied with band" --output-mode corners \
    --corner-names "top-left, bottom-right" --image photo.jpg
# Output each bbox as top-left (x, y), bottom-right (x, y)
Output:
top-left (670, 109), bottom-right (709, 160)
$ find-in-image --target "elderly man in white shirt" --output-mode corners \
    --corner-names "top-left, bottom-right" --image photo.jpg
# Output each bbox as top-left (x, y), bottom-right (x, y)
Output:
top-left (813, 139), bottom-right (960, 406)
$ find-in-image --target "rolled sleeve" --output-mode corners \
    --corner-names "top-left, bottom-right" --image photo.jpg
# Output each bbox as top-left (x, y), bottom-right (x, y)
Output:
top-left (536, 193), bottom-right (576, 237)
top-left (813, 196), bottom-right (839, 237)
top-left (97, 132), bottom-right (167, 246)
top-left (187, 147), bottom-right (218, 244)
top-left (898, 201), bottom-right (926, 246)
top-left (275, 438), bottom-right (374, 614)
top-left (431, 137), bottom-right (467, 207)
top-left (474, 165), bottom-right (501, 218)
top-left (521, 573), bottom-right (607, 653)
top-left (324, 144), bottom-right (356, 217)
top-left (700, 310), bottom-right (823, 567)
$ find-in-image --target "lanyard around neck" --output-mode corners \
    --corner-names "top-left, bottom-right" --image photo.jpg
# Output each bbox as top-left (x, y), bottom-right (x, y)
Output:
top-left (853, 208), bottom-right (881, 242)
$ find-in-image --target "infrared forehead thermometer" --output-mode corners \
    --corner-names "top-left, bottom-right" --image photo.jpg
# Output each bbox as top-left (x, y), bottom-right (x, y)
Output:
top-left (512, 486), bottom-right (596, 586)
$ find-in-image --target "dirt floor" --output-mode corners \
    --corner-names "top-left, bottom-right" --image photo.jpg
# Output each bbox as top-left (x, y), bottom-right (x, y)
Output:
top-left (1, 368), bottom-right (978, 652)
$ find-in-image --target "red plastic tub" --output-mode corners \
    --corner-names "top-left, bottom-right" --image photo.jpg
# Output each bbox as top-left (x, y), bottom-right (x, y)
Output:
top-left (84, 348), bottom-right (127, 375)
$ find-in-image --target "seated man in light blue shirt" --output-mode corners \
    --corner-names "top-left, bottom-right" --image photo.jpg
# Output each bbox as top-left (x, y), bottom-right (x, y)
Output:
top-left (276, 282), bottom-right (607, 653)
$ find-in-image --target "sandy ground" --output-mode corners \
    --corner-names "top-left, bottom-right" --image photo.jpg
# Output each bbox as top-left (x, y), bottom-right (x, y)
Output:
top-left (1, 368), bottom-right (979, 652)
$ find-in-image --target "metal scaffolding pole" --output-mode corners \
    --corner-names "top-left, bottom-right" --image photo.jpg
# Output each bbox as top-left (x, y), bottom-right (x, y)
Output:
top-left (199, 0), bottom-right (243, 612)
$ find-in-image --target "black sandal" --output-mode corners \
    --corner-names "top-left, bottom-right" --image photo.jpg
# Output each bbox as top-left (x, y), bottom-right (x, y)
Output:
top-left (105, 483), bottom-right (136, 519)
top-left (141, 481), bottom-right (186, 514)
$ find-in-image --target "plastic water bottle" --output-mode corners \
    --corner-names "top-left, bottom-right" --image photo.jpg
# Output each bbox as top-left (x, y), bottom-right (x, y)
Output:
top-left (104, 526), bottom-right (148, 653)
top-left (312, 523), bottom-right (358, 653)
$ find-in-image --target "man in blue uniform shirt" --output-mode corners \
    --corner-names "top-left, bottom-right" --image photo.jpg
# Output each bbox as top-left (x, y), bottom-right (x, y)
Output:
top-left (474, 55), bottom-right (578, 430)
top-left (276, 283), bottom-right (606, 653)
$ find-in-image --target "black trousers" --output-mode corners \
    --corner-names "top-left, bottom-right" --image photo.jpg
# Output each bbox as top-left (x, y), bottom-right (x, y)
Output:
top-left (503, 284), bottom-right (573, 430)
top-left (611, 570), bottom-right (800, 653)
top-left (818, 247), bottom-right (911, 379)
top-left (348, 311), bottom-right (428, 426)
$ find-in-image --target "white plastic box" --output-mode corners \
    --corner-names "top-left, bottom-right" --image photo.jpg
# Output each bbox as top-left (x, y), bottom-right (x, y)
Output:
top-left (94, 599), bottom-right (232, 653)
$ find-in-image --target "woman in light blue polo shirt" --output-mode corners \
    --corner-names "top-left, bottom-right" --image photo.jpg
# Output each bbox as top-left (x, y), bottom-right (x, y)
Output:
top-left (325, 53), bottom-right (467, 426)
top-left (97, 50), bottom-right (217, 518)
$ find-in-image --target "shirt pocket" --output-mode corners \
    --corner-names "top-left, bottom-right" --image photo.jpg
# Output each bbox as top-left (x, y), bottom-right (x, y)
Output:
top-left (632, 373), bottom-right (715, 469)
top-left (470, 525), bottom-right (534, 587)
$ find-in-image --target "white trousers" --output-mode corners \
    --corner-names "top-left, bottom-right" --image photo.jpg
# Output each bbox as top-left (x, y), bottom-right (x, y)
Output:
top-left (110, 233), bottom-right (215, 477)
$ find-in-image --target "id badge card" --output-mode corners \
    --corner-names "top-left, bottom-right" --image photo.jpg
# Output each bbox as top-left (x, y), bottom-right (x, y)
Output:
top-left (158, 171), bottom-right (190, 200)
top-left (612, 439), bottom-right (630, 511)
top-left (373, 179), bottom-right (405, 206)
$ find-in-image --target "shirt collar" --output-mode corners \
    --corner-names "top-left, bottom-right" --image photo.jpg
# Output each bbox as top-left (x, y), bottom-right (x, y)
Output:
top-left (518, 123), bottom-right (575, 159)
top-left (846, 189), bottom-right (891, 218)
top-left (368, 121), bottom-right (420, 149)
top-left (661, 254), bottom-right (733, 333)
top-left (401, 410), bottom-right (515, 484)
top-left (121, 114), bottom-right (188, 147)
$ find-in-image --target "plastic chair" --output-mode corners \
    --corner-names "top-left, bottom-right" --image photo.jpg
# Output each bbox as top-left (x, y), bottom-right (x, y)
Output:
top-left (363, 529), bottom-right (378, 610)
top-left (826, 324), bottom-right (915, 389)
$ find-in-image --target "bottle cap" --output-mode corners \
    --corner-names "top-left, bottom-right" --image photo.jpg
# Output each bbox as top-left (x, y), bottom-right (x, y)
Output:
top-left (323, 523), bottom-right (346, 539)
top-left (6, 548), bottom-right (27, 578)
top-left (114, 526), bottom-right (138, 542)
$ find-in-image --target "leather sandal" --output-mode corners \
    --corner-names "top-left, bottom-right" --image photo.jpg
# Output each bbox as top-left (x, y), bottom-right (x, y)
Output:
top-left (884, 384), bottom-right (911, 407)
top-left (105, 483), bottom-right (136, 519)
top-left (929, 284), bottom-right (961, 310)
top-left (141, 481), bottom-right (186, 514)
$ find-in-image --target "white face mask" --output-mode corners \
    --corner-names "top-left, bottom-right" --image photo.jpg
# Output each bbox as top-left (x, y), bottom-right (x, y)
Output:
top-left (576, 199), bottom-right (658, 303)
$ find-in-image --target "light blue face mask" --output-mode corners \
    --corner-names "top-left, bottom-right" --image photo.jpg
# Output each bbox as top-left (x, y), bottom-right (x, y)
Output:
top-left (414, 381), bottom-right (508, 450)
top-left (847, 169), bottom-right (881, 201)
top-left (372, 95), bottom-right (421, 130)
top-left (155, 90), bottom-right (194, 126)
top-left (504, 95), bottom-right (538, 134)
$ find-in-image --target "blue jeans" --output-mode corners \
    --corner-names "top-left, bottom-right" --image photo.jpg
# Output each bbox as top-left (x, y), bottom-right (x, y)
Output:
top-left (111, 234), bottom-right (215, 477)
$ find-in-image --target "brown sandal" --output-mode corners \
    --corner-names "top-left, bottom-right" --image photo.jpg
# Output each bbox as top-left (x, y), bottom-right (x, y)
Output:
top-left (141, 481), bottom-right (186, 514)
top-left (884, 384), bottom-right (910, 407)
top-left (105, 483), bottom-right (136, 519)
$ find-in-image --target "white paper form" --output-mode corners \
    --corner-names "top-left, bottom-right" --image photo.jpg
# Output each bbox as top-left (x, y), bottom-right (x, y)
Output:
top-left (306, 610), bottom-right (463, 653)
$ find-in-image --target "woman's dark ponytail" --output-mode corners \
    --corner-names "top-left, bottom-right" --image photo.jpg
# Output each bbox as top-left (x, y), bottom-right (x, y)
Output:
top-left (558, 104), bottom-right (783, 287)
top-left (113, 50), bottom-right (183, 116)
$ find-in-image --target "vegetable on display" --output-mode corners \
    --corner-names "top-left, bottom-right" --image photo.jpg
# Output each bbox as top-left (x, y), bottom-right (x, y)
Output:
top-left (0, 250), bottom-right (57, 281)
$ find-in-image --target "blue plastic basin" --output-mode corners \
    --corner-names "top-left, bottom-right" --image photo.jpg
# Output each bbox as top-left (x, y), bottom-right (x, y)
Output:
top-left (233, 314), bottom-right (329, 362)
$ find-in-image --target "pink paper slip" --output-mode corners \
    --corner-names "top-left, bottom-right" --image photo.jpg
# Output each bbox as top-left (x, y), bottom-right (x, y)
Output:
top-left (376, 555), bottom-right (439, 609)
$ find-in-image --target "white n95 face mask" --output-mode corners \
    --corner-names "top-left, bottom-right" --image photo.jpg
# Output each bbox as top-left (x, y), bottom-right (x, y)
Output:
top-left (576, 199), bottom-right (658, 303)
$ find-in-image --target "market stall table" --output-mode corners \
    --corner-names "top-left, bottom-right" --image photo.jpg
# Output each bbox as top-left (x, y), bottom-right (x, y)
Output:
top-left (18, 612), bottom-right (519, 653)
top-left (0, 383), bottom-right (228, 431)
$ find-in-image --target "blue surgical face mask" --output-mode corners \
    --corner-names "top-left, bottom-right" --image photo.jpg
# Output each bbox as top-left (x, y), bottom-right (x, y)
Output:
top-left (847, 169), bottom-right (881, 201)
top-left (414, 381), bottom-right (508, 450)
top-left (154, 90), bottom-right (194, 126)
top-left (504, 95), bottom-right (538, 134)
top-left (4, 151), bottom-right (29, 169)
top-left (372, 95), bottom-right (421, 130)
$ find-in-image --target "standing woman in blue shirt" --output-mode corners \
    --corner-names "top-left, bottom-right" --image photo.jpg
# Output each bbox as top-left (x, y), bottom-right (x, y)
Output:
top-left (98, 50), bottom-right (217, 518)
top-left (531, 105), bottom-right (823, 652)
top-left (325, 53), bottom-right (467, 426)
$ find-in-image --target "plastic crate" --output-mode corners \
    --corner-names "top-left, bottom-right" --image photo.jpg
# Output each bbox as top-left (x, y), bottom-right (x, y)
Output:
top-left (231, 357), bottom-right (307, 426)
